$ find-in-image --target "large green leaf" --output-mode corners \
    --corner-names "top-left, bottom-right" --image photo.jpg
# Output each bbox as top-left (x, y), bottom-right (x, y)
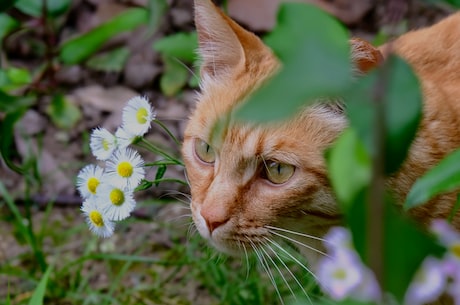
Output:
top-left (346, 55), bottom-right (422, 174)
top-left (46, 94), bottom-right (81, 129)
top-left (153, 31), bottom-right (198, 63)
top-left (14, 0), bottom-right (70, 17)
top-left (236, 3), bottom-right (351, 123)
top-left (325, 128), bottom-right (371, 208)
top-left (159, 56), bottom-right (189, 96)
top-left (86, 47), bottom-right (130, 72)
top-left (0, 13), bottom-right (19, 41)
top-left (405, 148), bottom-right (460, 209)
top-left (59, 8), bottom-right (148, 65)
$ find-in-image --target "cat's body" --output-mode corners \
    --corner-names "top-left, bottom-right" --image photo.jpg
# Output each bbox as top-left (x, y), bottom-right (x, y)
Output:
top-left (182, 0), bottom-right (460, 265)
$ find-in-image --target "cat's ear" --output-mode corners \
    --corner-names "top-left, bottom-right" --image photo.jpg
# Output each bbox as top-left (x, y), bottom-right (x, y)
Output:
top-left (350, 38), bottom-right (384, 74)
top-left (194, 0), bottom-right (268, 80)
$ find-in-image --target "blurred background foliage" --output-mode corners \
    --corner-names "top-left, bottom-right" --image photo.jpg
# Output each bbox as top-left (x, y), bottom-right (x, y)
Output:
top-left (1, 0), bottom-right (460, 304)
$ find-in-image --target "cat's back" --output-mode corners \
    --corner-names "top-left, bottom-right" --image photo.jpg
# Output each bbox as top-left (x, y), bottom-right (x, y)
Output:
top-left (388, 13), bottom-right (460, 111)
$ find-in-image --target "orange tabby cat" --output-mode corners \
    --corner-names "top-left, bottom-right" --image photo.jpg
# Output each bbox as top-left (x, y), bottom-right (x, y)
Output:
top-left (182, 0), bottom-right (460, 265)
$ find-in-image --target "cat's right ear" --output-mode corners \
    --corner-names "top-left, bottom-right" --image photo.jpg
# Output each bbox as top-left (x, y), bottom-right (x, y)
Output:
top-left (194, 0), bottom-right (244, 80)
top-left (194, 0), bottom-right (266, 81)
top-left (350, 38), bottom-right (384, 75)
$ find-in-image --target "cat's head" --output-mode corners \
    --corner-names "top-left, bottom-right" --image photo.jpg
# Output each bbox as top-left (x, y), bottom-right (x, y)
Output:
top-left (182, 0), bottom-right (382, 262)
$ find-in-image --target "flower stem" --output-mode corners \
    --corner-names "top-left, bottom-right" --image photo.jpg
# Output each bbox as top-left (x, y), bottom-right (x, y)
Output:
top-left (153, 119), bottom-right (182, 147)
top-left (137, 138), bottom-right (184, 166)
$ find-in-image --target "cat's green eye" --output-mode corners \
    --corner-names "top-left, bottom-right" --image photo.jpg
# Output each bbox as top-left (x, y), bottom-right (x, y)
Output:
top-left (263, 161), bottom-right (295, 184)
top-left (194, 138), bottom-right (216, 164)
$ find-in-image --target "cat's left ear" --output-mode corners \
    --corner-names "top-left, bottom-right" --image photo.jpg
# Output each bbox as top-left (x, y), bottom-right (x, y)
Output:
top-left (350, 38), bottom-right (384, 74)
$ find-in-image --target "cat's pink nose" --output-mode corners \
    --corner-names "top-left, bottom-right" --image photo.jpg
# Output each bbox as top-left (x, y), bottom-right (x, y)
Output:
top-left (201, 209), bottom-right (229, 234)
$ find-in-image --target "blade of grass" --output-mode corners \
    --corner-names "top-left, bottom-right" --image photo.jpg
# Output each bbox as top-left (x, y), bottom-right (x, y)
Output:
top-left (28, 265), bottom-right (52, 305)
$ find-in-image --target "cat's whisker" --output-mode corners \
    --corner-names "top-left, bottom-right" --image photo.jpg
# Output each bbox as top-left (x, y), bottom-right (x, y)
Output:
top-left (264, 236), bottom-right (318, 282)
top-left (241, 240), bottom-right (251, 281)
top-left (265, 225), bottom-right (329, 243)
top-left (264, 236), bottom-right (313, 304)
top-left (268, 229), bottom-right (330, 258)
top-left (248, 239), bottom-right (285, 305)
top-left (260, 244), bottom-right (297, 302)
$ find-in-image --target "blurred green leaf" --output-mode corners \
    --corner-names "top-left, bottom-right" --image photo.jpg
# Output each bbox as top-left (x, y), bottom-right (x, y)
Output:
top-left (15, 0), bottom-right (70, 17)
top-left (445, 0), bottom-right (460, 7)
top-left (346, 55), bottom-right (422, 174)
top-left (46, 94), bottom-right (81, 129)
top-left (59, 8), bottom-right (148, 65)
top-left (160, 56), bottom-right (189, 96)
top-left (0, 0), bottom-right (18, 12)
top-left (28, 265), bottom-right (52, 305)
top-left (0, 108), bottom-right (27, 174)
top-left (382, 202), bottom-right (444, 300)
top-left (153, 31), bottom-right (198, 62)
top-left (86, 47), bottom-right (130, 72)
top-left (0, 90), bottom-right (34, 113)
top-left (154, 164), bottom-right (167, 186)
top-left (0, 67), bottom-right (32, 91)
top-left (405, 148), bottom-right (460, 209)
top-left (236, 3), bottom-right (350, 122)
top-left (0, 13), bottom-right (19, 40)
top-left (326, 128), bottom-right (371, 209)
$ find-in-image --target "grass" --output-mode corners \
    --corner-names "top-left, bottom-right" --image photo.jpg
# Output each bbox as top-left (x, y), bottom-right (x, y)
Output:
top-left (1, 186), bottom-right (321, 305)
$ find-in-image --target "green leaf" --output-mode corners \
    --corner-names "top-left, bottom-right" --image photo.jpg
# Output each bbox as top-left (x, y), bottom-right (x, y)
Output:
top-left (0, 108), bottom-right (27, 174)
top-left (28, 265), bottom-right (52, 305)
top-left (160, 56), bottom-right (189, 96)
top-left (382, 202), bottom-right (444, 300)
top-left (153, 31), bottom-right (198, 63)
top-left (46, 94), bottom-right (81, 129)
top-left (325, 128), bottom-right (371, 209)
top-left (135, 179), bottom-right (153, 192)
top-left (405, 148), bottom-right (460, 209)
top-left (15, 0), bottom-right (70, 17)
top-left (0, 13), bottom-right (19, 40)
top-left (0, 89), bottom-right (34, 113)
top-left (0, 67), bottom-right (32, 91)
top-left (154, 164), bottom-right (167, 186)
top-left (59, 8), bottom-right (148, 65)
top-left (236, 3), bottom-right (350, 122)
top-left (346, 55), bottom-right (422, 174)
top-left (86, 47), bottom-right (130, 72)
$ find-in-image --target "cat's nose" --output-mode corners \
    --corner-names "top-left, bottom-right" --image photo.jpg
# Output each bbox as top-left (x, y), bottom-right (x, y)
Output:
top-left (201, 209), bottom-right (229, 234)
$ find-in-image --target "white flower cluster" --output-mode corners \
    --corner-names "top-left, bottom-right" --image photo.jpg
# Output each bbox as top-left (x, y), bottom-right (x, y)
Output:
top-left (317, 221), bottom-right (460, 305)
top-left (76, 96), bottom-right (155, 238)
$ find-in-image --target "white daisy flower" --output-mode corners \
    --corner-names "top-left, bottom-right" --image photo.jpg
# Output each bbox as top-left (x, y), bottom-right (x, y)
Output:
top-left (81, 198), bottom-right (114, 238)
top-left (97, 183), bottom-right (136, 221)
top-left (90, 127), bottom-right (117, 160)
top-left (115, 126), bottom-right (138, 149)
top-left (105, 148), bottom-right (145, 189)
top-left (404, 256), bottom-right (447, 305)
top-left (76, 164), bottom-right (105, 199)
top-left (121, 96), bottom-right (155, 136)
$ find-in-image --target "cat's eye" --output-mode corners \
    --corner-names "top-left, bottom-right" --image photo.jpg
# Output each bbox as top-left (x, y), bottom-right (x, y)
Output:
top-left (263, 161), bottom-right (295, 184)
top-left (194, 138), bottom-right (216, 164)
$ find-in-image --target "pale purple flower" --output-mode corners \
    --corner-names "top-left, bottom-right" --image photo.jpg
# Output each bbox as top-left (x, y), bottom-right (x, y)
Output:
top-left (350, 266), bottom-right (382, 302)
top-left (404, 256), bottom-right (447, 305)
top-left (317, 249), bottom-right (363, 300)
top-left (324, 226), bottom-right (353, 254)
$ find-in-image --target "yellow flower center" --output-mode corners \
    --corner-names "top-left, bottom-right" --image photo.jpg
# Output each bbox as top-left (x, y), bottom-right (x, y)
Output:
top-left (102, 139), bottom-right (110, 151)
top-left (87, 177), bottom-right (99, 194)
top-left (89, 210), bottom-right (104, 227)
top-left (333, 268), bottom-right (347, 280)
top-left (110, 188), bottom-right (125, 206)
top-left (136, 107), bottom-right (148, 124)
top-left (451, 243), bottom-right (460, 258)
top-left (117, 161), bottom-right (133, 178)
